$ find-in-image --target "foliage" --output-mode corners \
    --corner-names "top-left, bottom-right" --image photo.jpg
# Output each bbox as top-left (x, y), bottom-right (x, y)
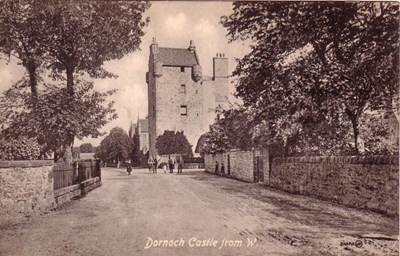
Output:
top-left (221, 2), bottom-right (399, 155)
top-left (80, 143), bottom-right (94, 153)
top-left (0, 137), bottom-right (41, 160)
top-left (0, 0), bottom-right (150, 95)
top-left (156, 130), bottom-right (193, 157)
top-left (95, 127), bottom-right (133, 163)
top-left (0, 81), bottom-right (117, 160)
top-left (200, 107), bottom-right (253, 154)
top-left (0, 0), bottom-right (150, 161)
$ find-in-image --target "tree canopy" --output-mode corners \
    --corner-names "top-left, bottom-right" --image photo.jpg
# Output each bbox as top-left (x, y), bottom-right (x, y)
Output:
top-left (95, 127), bottom-right (132, 163)
top-left (0, 0), bottom-right (150, 161)
top-left (221, 2), bottom-right (399, 155)
top-left (156, 130), bottom-right (193, 157)
top-left (200, 107), bottom-right (253, 155)
top-left (80, 143), bottom-right (94, 153)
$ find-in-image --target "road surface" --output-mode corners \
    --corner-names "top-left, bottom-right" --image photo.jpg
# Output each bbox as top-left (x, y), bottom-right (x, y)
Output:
top-left (0, 168), bottom-right (398, 256)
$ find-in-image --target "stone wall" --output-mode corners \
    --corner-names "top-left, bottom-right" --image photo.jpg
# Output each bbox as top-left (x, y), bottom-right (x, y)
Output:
top-left (0, 160), bottom-right (55, 225)
top-left (204, 153), bottom-right (226, 174)
top-left (0, 160), bottom-right (102, 225)
top-left (270, 156), bottom-right (399, 215)
top-left (205, 150), bottom-right (255, 182)
top-left (228, 150), bottom-right (254, 182)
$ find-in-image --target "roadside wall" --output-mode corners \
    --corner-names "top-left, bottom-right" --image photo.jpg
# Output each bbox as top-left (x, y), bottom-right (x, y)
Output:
top-left (229, 150), bottom-right (254, 182)
top-left (271, 156), bottom-right (399, 215)
top-left (0, 161), bottom-right (55, 224)
top-left (205, 150), bottom-right (255, 182)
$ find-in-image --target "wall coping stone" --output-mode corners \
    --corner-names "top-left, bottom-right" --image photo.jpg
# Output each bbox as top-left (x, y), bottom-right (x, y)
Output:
top-left (54, 184), bottom-right (80, 197)
top-left (53, 163), bottom-right (73, 171)
top-left (0, 160), bottom-right (54, 168)
top-left (273, 155), bottom-right (398, 165)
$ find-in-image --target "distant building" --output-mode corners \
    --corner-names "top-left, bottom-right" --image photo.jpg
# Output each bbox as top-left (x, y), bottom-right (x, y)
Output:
top-left (137, 117), bottom-right (149, 154)
top-left (146, 38), bottom-right (229, 156)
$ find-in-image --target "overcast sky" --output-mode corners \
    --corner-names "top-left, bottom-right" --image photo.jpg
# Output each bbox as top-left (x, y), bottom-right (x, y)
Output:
top-left (0, 1), bottom-right (250, 147)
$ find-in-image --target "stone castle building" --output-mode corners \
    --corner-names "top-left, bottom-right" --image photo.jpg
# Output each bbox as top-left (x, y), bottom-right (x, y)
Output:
top-left (146, 38), bottom-right (229, 156)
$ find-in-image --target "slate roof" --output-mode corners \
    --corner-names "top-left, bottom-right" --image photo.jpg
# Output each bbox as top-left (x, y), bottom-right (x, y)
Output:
top-left (158, 47), bottom-right (199, 66)
top-left (138, 119), bottom-right (148, 133)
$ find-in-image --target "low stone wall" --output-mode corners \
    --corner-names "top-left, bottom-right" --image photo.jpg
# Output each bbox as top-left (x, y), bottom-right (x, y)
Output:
top-left (1, 160), bottom-right (102, 225)
top-left (81, 177), bottom-right (101, 195)
top-left (183, 163), bottom-right (205, 169)
top-left (0, 160), bottom-right (55, 225)
top-left (54, 184), bottom-right (81, 205)
top-left (229, 150), bottom-right (254, 182)
top-left (205, 150), bottom-right (255, 182)
top-left (270, 156), bottom-right (399, 215)
top-left (205, 153), bottom-right (226, 174)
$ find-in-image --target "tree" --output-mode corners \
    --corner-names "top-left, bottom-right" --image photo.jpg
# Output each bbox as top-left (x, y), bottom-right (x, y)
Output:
top-left (200, 107), bottom-right (254, 155)
top-left (0, 136), bottom-right (41, 160)
top-left (156, 130), bottom-right (193, 158)
top-left (221, 2), bottom-right (399, 155)
top-left (0, 81), bottom-right (116, 161)
top-left (95, 127), bottom-right (132, 167)
top-left (0, 0), bottom-right (150, 162)
top-left (79, 143), bottom-right (93, 153)
top-left (0, 0), bottom-right (50, 100)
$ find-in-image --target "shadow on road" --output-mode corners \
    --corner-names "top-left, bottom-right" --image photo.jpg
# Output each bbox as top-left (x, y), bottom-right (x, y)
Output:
top-left (184, 170), bottom-right (398, 236)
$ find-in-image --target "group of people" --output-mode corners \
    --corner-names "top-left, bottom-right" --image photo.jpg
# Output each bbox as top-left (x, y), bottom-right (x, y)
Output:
top-left (164, 158), bottom-right (183, 174)
top-left (147, 157), bottom-right (184, 174)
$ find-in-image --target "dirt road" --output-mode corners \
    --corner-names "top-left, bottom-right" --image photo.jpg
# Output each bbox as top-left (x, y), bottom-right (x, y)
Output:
top-left (0, 168), bottom-right (398, 256)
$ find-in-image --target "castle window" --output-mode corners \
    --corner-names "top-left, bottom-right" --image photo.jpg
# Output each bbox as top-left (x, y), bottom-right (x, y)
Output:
top-left (180, 105), bottom-right (187, 116)
top-left (180, 67), bottom-right (185, 72)
top-left (180, 84), bottom-right (186, 94)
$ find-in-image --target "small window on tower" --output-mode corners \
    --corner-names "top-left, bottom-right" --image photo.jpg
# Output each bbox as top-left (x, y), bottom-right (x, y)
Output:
top-left (181, 67), bottom-right (185, 72)
top-left (180, 84), bottom-right (186, 93)
top-left (180, 105), bottom-right (187, 116)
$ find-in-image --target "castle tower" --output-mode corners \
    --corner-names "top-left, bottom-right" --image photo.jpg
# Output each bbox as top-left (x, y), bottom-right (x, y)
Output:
top-left (147, 40), bottom-right (228, 157)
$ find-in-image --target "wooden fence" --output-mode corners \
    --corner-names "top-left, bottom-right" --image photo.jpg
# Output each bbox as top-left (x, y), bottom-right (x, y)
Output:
top-left (53, 159), bottom-right (101, 190)
top-left (53, 164), bottom-right (74, 190)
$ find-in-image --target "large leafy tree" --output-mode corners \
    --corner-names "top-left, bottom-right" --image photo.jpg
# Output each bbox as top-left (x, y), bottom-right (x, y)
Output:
top-left (0, 81), bottom-right (116, 161)
top-left (0, 0), bottom-right (150, 161)
top-left (0, 0), bottom-right (49, 100)
top-left (95, 127), bottom-right (133, 166)
top-left (156, 130), bottom-right (193, 157)
top-left (221, 2), bottom-right (399, 155)
top-left (200, 107), bottom-right (254, 155)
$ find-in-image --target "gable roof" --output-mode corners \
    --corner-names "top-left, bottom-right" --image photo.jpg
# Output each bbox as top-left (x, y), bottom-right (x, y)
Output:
top-left (158, 47), bottom-right (199, 66)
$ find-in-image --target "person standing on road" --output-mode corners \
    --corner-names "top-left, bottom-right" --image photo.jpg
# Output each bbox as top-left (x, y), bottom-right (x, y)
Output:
top-left (220, 163), bottom-right (225, 176)
top-left (169, 159), bottom-right (174, 174)
top-left (177, 158), bottom-right (183, 174)
top-left (148, 158), bottom-right (154, 174)
top-left (215, 161), bottom-right (219, 174)
top-left (126, 159), bottom-right (132, 175)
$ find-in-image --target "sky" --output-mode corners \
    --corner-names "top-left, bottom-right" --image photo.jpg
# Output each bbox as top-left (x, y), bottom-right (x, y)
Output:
top-left (0, 1), bottom-right (250, 147)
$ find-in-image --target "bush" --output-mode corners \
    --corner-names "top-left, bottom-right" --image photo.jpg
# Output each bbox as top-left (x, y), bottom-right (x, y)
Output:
top-left (0, 137), bottom-right (41, 160)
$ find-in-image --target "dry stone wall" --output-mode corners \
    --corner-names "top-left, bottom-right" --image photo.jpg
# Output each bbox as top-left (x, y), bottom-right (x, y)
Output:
top-left (270, 156), bottom-right (399, 215)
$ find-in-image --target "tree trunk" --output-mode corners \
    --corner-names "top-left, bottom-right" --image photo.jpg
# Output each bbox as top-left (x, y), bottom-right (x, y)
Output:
top-left (66, 67), bottom-right (74, 96)
top-left (63, 66), bottom-right (75, 163)
top-left (350, 117), bottom-right (360, 155)
top-left (26, 61), bottom-right (38, 101)
top-left (63, 144), bottom-right (73, 165)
